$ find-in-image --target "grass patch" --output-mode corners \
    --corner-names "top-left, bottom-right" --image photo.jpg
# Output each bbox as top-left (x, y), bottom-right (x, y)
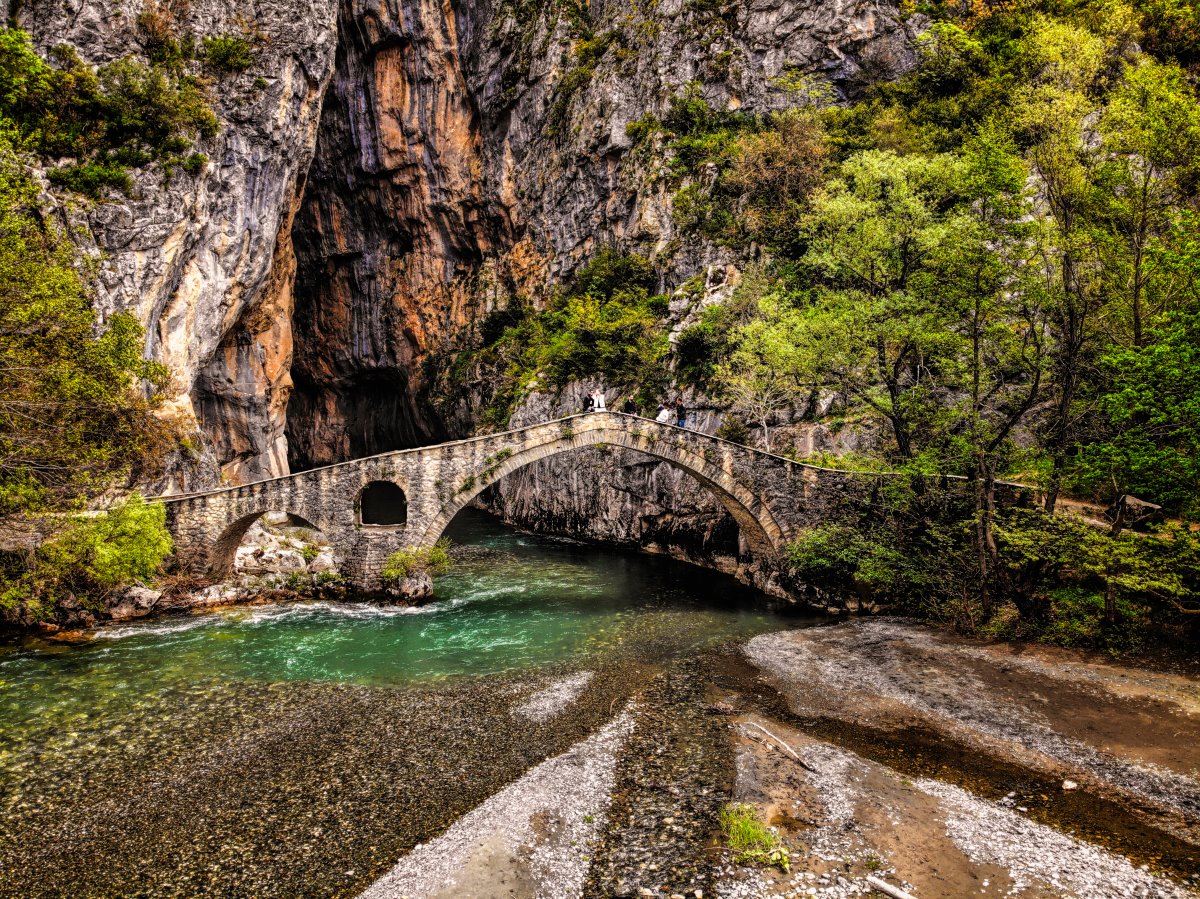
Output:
top-left (381, 539), bottom-right (453, 583)
top-left (719, 802), bottom-right (790, 872)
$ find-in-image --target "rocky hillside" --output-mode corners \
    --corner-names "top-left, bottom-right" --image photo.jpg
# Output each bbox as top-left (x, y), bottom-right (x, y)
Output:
top-left (21, 0), bottom-right (923, 565)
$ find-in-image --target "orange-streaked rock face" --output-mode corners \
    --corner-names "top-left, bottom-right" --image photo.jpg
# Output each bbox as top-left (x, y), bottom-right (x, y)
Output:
top-left (282, 0), bottom-right (924, 473)
top-left (287, 0), bottom-right (505, 467)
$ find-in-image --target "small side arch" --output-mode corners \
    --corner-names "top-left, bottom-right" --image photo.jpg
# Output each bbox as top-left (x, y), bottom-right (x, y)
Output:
top-left (209, 509), bottom-right (322, 579)
top-left (357, 480), bottom-right (408, 526)
top-left (415, 426), bottom-right (787, 557)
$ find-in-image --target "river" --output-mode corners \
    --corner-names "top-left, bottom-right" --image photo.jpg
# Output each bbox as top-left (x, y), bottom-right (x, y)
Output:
top-left (2, 510), bottom-right (1197, 899)
top-left (0, 509), bottom-right (817, 897)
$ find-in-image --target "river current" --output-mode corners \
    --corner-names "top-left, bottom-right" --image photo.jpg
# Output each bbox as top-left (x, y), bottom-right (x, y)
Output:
top-left (0, 509), bottom-right (817, 897)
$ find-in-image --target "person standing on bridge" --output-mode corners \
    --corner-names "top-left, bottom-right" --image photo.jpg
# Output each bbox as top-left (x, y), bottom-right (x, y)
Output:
top-left (592, 389), bottom-right (606, 412)
top-left (655, 403), bottom-right (672, 424)
top-left (676, 402), bottom-right (687, 429)
top-left (583, 393), bottom-right (594, 414)
top-left (622, 398), bottom-right (637, 415)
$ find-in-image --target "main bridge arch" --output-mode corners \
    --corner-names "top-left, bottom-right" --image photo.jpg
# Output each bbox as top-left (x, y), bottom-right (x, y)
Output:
top-left (412, 419), bottom-right (788, 557)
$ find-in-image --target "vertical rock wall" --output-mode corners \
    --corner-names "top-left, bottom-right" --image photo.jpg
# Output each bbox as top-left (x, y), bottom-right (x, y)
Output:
top-left (286, 0), bottom-right (506, 467)
top-left (285, 0), bottom-right (924, 470)
top-left (20, 0), bottom-right (339, 489)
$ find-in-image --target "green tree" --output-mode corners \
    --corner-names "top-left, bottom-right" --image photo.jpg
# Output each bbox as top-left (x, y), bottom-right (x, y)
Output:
top-left (1007, 16), bottom-right (1115, 512)
top-left (798, 149), bottom-right (972, 460)
top-left (0, 125), bottom-right (168, 524)
top-left (1095, 58), bottom-right (1200, 348)
top-left (1075, 306), bottom-right (1200, 516)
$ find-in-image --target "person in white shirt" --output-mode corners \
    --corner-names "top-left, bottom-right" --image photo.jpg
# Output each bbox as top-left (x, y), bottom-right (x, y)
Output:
top-left (655, 403), bottom-right (672, 423)
top-left (593, 389), bottom-right (606, 411)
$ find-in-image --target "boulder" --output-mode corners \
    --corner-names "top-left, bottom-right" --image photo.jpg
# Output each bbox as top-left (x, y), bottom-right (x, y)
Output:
top-left (308, 549), bottom-right (338, 573)
top-left (386, 572), bottom-right (433, 601)
top-left (108, 585), bottom-right (162, 620)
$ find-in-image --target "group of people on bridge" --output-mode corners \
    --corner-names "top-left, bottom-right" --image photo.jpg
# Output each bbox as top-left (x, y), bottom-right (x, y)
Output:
top-left (581, 390), bottom-right (689, 430)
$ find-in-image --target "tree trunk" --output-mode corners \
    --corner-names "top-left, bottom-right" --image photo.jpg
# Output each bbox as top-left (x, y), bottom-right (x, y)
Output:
top-left (973, 458), bottom-right (998, 618)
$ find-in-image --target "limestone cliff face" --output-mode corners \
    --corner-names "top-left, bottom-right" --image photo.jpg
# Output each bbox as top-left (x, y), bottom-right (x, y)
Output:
top-left (285, 0), bottom-right (924, 469)
top-left (21, 0), bottom-right (339, 488)
top-left (27, 0), bottom-right (917, 556)
top-left (286, 0), bottom-right (504, 467)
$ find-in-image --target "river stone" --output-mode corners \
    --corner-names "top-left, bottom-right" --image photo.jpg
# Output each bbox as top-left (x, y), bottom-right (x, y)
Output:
top-left (108, 586), bottom-right (162, 620)
top-left (308, 549), bottom-right (337, 573)
top-left (386, 572), bottom-right (433, 601)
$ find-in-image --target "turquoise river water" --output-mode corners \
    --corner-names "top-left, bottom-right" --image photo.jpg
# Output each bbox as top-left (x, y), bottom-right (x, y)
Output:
top-left (0, 509), bottom-right (818, 898)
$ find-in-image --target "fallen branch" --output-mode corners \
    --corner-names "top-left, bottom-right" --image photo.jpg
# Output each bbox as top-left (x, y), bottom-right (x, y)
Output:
top-left (867, 875), bottom-right (917, 899)
top-left (745, 721), bottom-right (816, 773)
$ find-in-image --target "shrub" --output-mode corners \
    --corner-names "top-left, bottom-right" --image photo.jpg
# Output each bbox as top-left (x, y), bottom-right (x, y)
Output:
top-left (202, 35), bottom-right (255, 72)
top-left (137, 3), bottom-right (194, 68)
top-left (0, 495), bottom-right (173, 621)
top-left (46, 160), bottom-right (133, 198)
top-left (719, 803), bottom-right (790, 872)
top-left (0, 27), bottom-right (219, 196)
top-left (625, 113), bottom-right (660, 143)
top-left (786, 524), bottom-right (867, 586)
top-left (180, 152), bottom-right (207, 176)
top-left (381, 538), bottom-right (453, 582)
top-left (715, 415), bottom-right (750, 444)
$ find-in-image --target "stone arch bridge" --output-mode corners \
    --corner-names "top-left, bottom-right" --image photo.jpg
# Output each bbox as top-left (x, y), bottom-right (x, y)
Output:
top-left (160, 412), bottom-right (872, 590)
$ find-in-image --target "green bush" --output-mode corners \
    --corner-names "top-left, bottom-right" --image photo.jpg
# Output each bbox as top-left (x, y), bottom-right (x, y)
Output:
top-left (0, 128), bottom-right (170, 519)
top-left (980, 589), bottom-right (1153, 653)
top-left (786, 524), bottom-right (868, 586)
top-left (381, 538), bottom-right (453, 583)
top-left (0, 27), bottom-right (218, 196)
top-left (46, 160), bottom-right (133, 198)
top-left (180, 151), bottom-right (207, 176)
top-left (202, 35), bottom-right (255, 72)
top-left (715, 415), bottom-right (750, 444)
top-left (137, 5), bottom-right (195, 68)
top-left (0, 495), bottom-right (173, 622)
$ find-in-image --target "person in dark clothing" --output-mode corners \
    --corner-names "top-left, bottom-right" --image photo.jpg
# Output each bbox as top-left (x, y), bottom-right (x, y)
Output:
top-left (676, 403), bottom-right (687, 428)
top-left (622, 398), bottom-right (637, 414)
top-left (583, 394), bottom-right (594, 413)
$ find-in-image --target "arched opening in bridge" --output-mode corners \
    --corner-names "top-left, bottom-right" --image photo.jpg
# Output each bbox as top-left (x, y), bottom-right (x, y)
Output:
top-left (422, 424), bottom-right (784, 566)
top-left (469, 451), bottom-right (746, 561)
top-left (211, 511), bottom-right (334, 582)
top-left (358, 480), bottom-right (408, 526)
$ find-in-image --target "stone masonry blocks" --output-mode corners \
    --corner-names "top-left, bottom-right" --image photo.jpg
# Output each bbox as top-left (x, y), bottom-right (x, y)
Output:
top-left (159, 413), bottom-right (884, 591)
